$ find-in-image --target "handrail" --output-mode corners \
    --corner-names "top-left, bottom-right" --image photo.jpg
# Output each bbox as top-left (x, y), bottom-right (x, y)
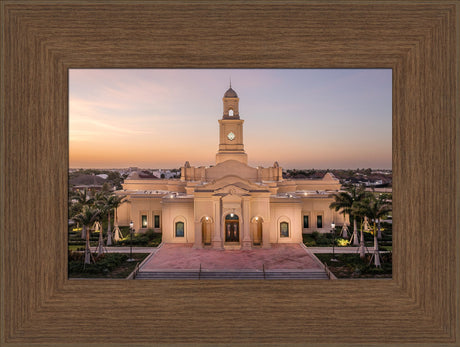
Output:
top-left (127, 262), bottom-right (140, 280)
top-left (323, 263), bottom-right (337, 280)
top-left (133, 262), bottom-right (140, 279)
top-left (324, 263), bottom-right (331, 280)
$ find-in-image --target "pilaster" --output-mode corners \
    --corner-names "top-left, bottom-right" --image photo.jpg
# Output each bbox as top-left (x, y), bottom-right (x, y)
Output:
top-left (212, 197), bottom-right (223, 249)
top-left (193, 221), bottom-right (203, 249)
top-left (241, 197), bottom-right (252, 250)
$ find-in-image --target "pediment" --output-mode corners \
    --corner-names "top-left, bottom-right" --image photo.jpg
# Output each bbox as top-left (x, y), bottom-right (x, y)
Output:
top-left (198, 175), bottom-right (268, 192)
top-left (215, 184), bottom-right (250, 196)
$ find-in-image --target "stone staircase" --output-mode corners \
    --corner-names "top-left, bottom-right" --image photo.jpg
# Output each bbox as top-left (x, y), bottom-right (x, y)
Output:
top-left (135, 269), bottom-right (329, 280)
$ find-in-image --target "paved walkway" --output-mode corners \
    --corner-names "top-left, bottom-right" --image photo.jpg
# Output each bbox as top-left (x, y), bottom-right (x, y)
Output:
top-left (88, 247), bottom-right (157, 254)
top-left (87, 245), bottom-right (383, 255)
top-left (307, 246), bottom-right (380, 254)
top-left (140, 243), bottom-right (324, 271)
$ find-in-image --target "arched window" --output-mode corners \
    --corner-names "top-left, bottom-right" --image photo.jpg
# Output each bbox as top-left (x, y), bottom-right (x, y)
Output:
top-left (225, 213), bottom-right (239, 221)
top-left (175, 221), bottom-right (184, 237)
top-left (228, 109), bottom-right (234, 117)
top-left (280, 222), bottom-right (289, 238)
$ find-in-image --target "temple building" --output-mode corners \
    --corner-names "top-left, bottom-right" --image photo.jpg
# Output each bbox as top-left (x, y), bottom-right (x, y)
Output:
top-left (115, 86), bottom-right (345, 249)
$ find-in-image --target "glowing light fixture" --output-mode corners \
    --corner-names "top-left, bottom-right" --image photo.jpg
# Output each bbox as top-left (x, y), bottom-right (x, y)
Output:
top-left (128, 221), bottom-right (134, 261)
top-left (330, 222), bottom-right (337, 262)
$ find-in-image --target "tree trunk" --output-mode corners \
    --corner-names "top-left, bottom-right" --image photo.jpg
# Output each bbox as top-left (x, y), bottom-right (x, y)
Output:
top-left (373, 223), bottom-right (381, 267)
top-left (352, 218), bottom-right (359, 246)
top-left (81, 225), bottom-right (86, 239)
top-left (342, 214), bottom-right (348, 238)
top-left (84, 225), bottom-right (91, 264)
top-left (377, 218), bottom-right (382, 239)
top-left (359, 226), bottom-right (365, 259)
top-left (97, 223), bottom-right (104, 256)
top-left (107, 210), bottom-right (112, 246)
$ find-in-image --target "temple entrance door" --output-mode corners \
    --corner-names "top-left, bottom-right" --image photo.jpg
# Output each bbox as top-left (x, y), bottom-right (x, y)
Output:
top-left (224, 214), bottom-right (239, 242)
top-left (225, 221), bottom-right (239, 242)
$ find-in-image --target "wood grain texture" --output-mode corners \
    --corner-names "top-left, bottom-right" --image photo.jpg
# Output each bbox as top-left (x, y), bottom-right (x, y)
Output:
top-left (0, 1), bottom-right (457, 345)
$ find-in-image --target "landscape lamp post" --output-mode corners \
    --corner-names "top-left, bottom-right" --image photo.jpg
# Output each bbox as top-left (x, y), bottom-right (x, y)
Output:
top-left (128, 220), bottom-right (134, 261)
top-left (330, 222), bottom-right (338, 262)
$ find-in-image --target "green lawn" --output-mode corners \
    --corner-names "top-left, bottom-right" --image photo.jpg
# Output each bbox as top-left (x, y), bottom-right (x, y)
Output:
top-left (113, 229), bottom-right (162, 247)
top-left (303, 224), bottom-right (392, 249)
top-left (68, 252), bottom-right (150, 279)
top-left (315, 253), bottom-right (392, 279)
top-left (68, 228), bottom-right (162, 249)
top-left (68, 244), bottom-right (85, 251)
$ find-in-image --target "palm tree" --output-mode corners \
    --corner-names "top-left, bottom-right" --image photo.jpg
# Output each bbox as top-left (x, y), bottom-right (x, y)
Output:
top-left (72, 188), bottom-right (95, 206)
top-left (329, 185), bottom-right (366, 245)
top-left (376, 193), bottom-right (392, 239)
top-left (353, 193), bottom-right (392, 265)
top-left (97, 193), bottom-right (126, 246)
top-left (73, 205), bottom-right (101, 264)
top-left (92, 191), bottom-right (110, 254)
top-left (71, 189), bottom-right (95, 239)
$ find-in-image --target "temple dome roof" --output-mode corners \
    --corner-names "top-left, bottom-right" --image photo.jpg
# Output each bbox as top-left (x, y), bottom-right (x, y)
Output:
top-left (223, 87), bottom-right (238, 98)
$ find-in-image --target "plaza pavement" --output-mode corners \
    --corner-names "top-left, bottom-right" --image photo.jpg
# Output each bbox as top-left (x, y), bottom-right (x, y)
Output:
top-left (86, 244), bottom-right (384, 279)
top-left (139, 243), bottom-right (324, 271)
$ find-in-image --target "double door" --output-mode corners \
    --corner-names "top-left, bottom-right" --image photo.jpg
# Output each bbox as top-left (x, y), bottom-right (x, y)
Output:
top-left (225, 221), bottom-right (239, 242)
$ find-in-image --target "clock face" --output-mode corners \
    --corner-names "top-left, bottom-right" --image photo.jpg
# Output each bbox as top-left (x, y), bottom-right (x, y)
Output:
top-left (227, 132), bottom-right (235, 141)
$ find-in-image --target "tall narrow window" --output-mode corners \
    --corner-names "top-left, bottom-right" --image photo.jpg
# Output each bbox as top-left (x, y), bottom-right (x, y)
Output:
top-left (141, 215), bottom-right (148, 228)
top-left (303, 215), bottom-right (309, 229)
top-left (175, 221), bottom-right (184, 237)
top-left (317, 215), bottom-right (323, 229)
top-left (280, 222), bottom-right (289, 238)
top-left (154, 215), bottom-right (160, 228)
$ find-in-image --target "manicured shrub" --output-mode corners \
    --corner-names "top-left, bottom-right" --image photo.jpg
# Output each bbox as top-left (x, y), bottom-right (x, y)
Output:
top-left (336, 238), bottom-right (350, 246)
top-left (316, 237), bottom-right (332, 246)
top-left (145, 228), bottom-right (156, 239)
top-left (68, 253), bottom-right (130, 275)
top-left (304, 240), bottom-right (316, 247)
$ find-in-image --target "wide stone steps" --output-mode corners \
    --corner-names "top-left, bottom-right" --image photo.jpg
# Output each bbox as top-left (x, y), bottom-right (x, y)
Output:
top-left (135, 269), bottom-right (329, 280)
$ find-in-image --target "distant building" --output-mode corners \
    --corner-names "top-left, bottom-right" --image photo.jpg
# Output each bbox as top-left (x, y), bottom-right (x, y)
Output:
top-left (151, 170), bottom-right (177, 179)
top-left (70, 174), bottom-right (105, 195)
top-left (116, 86), bottom-right (345, 249)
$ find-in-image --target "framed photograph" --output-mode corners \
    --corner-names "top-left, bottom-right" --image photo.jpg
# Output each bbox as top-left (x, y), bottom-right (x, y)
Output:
top-left (1, 1), bottom-right (457, 345)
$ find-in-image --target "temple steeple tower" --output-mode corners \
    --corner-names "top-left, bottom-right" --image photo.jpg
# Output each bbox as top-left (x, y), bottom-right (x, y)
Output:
top-left (216, 85), bottom-right (248, 165)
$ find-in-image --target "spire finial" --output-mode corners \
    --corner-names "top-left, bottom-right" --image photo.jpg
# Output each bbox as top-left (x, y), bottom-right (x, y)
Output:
top-left (229, 77), bottom-right (232, 88)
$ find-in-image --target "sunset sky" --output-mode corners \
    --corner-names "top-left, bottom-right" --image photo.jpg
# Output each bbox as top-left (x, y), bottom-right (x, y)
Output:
top-left (69, 69), bottom-right (392, 169)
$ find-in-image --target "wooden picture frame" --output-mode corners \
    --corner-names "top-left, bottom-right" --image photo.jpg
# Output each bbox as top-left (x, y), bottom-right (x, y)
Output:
top-left (1, 1), bottom-right (458, 345)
